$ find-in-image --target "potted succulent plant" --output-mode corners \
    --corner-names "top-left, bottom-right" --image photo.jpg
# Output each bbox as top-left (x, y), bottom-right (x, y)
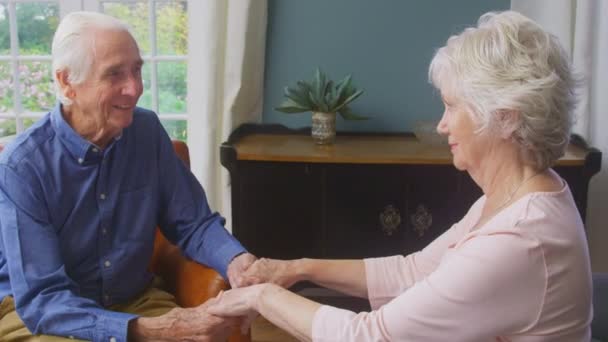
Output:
top-left (275, 68), bottom-right (367, 144)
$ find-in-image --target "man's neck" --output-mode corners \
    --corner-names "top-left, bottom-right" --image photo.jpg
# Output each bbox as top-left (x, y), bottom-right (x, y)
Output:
top-left (61, 105), bottom-right (118, 149)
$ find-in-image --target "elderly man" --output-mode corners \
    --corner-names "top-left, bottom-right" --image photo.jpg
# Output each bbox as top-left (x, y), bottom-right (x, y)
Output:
top-left (0, 11), bottom-right (255, 341)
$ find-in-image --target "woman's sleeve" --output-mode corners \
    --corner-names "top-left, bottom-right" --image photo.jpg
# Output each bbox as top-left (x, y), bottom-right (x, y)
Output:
top-left (364, 217), bottom-right (473, 309)
top-left (313, 231), bottom-right (545, 341)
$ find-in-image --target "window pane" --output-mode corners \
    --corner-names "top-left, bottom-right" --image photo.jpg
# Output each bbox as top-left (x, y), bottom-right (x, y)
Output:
top-left (0, 118), bottom-right (15, 138)
top-left (16, 2), bottom-right (59, 55)
top-left (156, 1), bottom-right (187, 55)
top-left (22, 117), bottom-right (39, 130)
top-left (19, 61), bottom-right (54, 112)
top-left (103, 2), bottom-right (150, 55)
top-left (161, 119), bottom-right (187, 142)
top-left (0, 61), bottom-right (13, 112)
top-left (0, 4), bottom-right (9, 55)
top-left (158, 61), bottom-right (186, 114)
top-left (137, 62), bottom-right (153, 110)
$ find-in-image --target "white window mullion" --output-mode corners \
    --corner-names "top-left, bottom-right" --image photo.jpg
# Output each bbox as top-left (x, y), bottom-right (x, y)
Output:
top-left (8, 1), bottom-right (22, 132)
top-left (148, 0), bottom-right (158, 114)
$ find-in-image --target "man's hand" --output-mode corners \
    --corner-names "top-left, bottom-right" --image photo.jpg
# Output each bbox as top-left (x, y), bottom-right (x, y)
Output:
top-left (226, 252), bottom-right (257, 288)
top-left (240, 258), bottom-right (300, 288)
top-left (129, 299), bottom-right (238, 341)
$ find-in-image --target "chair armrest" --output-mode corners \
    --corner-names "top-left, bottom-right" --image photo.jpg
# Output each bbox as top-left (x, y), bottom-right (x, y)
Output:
top-left (150, 230), bottom-right (228, 307)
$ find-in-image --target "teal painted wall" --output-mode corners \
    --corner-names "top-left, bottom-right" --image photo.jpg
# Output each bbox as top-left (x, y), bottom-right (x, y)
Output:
top-left (262, 0), bottom-right (510, 132)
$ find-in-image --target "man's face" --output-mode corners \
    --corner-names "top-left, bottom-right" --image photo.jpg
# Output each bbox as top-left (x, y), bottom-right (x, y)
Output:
top-left (70, 29), bottom-right (143, 136)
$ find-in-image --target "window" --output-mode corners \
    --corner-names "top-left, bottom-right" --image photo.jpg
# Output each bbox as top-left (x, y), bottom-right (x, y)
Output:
top-left (0, 0), bottom-right (188, 143)
top-left (0, 1), bottom-right (58, 143)
top-left (101, 0), bottom-right (188, 141)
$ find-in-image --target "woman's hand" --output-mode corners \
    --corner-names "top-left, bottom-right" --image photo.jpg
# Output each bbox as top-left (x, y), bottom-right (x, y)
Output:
top-left (207, 284), bottom-right (269, 334)
top-left (240, 258), bottom-right (300, 288)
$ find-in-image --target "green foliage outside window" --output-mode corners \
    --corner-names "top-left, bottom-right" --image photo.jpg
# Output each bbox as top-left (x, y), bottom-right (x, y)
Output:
top-left (0, 2), bottom-right (189, 142)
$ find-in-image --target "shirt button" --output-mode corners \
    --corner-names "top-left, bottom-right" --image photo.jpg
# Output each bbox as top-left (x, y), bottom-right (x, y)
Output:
top-left (102, 227), bottom-right (107, 235)
top-left (99, 193), bottom-right (106, 200)
top-left (104, 294), bottom-right (110, 301)
top-left (110, 337), bottom-right (116, 342)
top-left (92, 147), bottom-right (99, 153)
top-left (77, 158), bottom-right (83, 164)
top-left (104, 260), bottom-right (111, 267)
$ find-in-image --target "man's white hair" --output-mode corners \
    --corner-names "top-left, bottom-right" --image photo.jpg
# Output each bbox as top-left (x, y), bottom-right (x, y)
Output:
top-left (429, 11), bottom-right (578, 171)
top-left (52, 11), bottom-right (133, 105)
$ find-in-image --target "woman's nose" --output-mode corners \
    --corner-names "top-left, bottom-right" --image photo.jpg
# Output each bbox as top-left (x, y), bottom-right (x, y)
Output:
top-left (437, 111), bottom-right (448, 135)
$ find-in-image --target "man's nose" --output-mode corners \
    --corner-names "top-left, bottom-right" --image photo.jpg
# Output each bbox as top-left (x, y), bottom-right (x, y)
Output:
top-left (122, 76), bottom-right (141, 96)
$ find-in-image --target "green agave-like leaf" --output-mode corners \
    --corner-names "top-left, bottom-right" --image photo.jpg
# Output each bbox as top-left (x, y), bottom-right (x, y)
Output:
top-left (276, 68), bottom-right (366, 119)
top-left (312, 68), bottom-right (325, 101)
top-left (335, 75), bottom-right (352, 99)
top-left (334, 89), bottom-right (364, 112)
top-left (326, 84), bottom-right (341, 111)
top-left (307, 91), bottom-right (322, 112)
top-left (338, 105), bottom-right (369, 120)
top-left (284, 85), bottom-right (312, 109)
top-left (275, 98), bottom-right (311, 113)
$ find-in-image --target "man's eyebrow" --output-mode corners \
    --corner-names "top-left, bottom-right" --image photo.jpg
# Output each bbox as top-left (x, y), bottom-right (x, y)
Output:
top-left (103, 59), bottom-right (144, 74)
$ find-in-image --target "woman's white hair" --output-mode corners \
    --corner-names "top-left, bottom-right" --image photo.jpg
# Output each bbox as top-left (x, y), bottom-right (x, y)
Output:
top-left (52, 11), bottom-right (133, 105)
top-left (429, 11), bottom-right (578, 171)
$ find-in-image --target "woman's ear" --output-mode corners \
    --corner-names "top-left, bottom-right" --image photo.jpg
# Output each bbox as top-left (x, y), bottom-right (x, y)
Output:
top-left (497, 109), bottom-right (520, 139)
top-left (55, 69), bottom-right (75, 100)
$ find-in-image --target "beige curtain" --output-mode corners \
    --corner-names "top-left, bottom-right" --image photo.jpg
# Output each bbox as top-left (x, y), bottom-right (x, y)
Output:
top-left (512, 0), bottom-right (608, 272)
top-left (187, 0), bottom-right (267, 231)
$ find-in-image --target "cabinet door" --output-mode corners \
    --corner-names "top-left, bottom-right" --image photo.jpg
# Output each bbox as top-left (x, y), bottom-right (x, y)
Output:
top-left (233, 161), bottom-right (323, 259)
top-left (325, 164), bottom-right (408, 258)
top-left (406, 166), bottom-right (480, 251)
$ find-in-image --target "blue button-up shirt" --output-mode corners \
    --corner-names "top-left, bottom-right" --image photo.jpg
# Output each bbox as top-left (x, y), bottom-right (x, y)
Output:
top-left (0, 104), bottom-right (246, 341)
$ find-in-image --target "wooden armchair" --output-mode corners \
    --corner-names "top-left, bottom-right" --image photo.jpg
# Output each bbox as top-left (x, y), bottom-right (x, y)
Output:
top-left (149, 140), bottom-right (250, 342)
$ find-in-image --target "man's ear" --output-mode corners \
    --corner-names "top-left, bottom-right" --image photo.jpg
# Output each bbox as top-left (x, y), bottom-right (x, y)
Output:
top-left (55, 69), bottom-right (75, 100)
top-left (496, 109), bottom-right (520, 139)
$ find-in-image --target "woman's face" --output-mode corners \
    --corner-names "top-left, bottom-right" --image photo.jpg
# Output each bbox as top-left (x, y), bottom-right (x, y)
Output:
top-left (436, 89), bottom-right (491, 172)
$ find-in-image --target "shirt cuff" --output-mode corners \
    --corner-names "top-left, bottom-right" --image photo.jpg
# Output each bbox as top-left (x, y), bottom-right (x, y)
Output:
top-left (202, 224), bottom-right (247, 279)
top-left (94, 309), bottom-right (138, 342)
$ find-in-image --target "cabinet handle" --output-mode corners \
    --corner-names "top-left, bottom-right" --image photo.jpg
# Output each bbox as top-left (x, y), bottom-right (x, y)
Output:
top-left (379, 205), bottom-right (401, 236)
top-left (410, 204), bottom-right (432, 237)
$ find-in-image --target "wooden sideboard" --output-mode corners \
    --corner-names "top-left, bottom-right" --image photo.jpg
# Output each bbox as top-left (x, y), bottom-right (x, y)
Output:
top-left (220, 124), bottom-right (602, 260)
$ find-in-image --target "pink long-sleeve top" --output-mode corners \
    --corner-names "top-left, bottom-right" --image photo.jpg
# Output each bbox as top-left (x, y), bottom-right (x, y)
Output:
top-left (312, 182), bottom-right (592, 341)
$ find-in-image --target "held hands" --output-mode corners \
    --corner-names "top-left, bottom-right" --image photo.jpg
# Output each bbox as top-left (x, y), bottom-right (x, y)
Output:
top-left (207, 284), bottom-right (269, 334)
top-left (226, 252), bottom-right (257, 288)
top-left (129, 298), bottom-right (238, 342)
top-left (239, 258), bottom-right (300, 288)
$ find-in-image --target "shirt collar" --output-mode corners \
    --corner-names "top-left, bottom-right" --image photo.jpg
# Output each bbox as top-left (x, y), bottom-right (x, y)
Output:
top-left (49, 102), bottom-right (119, 165)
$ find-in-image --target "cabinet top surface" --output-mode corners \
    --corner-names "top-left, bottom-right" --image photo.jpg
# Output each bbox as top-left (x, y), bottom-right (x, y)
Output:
top-left (230, 133), bottom-right (589, 165)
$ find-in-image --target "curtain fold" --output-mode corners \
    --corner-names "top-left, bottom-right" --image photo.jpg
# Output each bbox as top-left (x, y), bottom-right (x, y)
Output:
top-left (512, 0), bottom-right (608, 272)
top-left (187, 0), bottom-right (267, 231)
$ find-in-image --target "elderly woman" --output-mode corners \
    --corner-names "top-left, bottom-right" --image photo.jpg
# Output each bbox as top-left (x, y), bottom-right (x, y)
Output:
top-left (208, 11), bottom-right (593, 341)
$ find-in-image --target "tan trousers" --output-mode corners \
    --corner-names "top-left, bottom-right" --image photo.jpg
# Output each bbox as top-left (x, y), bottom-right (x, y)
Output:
top-left (0, 280), bottom-right (178, 341)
